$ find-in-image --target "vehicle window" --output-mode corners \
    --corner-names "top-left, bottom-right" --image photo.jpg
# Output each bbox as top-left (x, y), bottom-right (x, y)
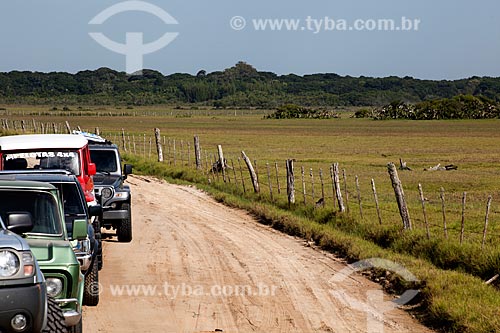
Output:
top-left (90, 150), bottom-right (118, 173)
top-left (3, 151), bottom-right (81, 176)
top-left (56, 183), bottom-right (86, 216)
top-left (0, 190), bottom-right (62, 235)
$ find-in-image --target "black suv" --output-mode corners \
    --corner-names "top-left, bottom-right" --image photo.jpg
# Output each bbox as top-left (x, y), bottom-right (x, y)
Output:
top-left (0, 170), bottom-right (102, 306)
top-left (88, 140), bottom-right (133, 243)
top-left (0, 215), bottom-right (66, 332)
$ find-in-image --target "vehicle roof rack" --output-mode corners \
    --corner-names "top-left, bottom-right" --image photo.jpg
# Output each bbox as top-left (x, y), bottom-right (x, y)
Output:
top-left (72, 130), bottom-right (111, 144)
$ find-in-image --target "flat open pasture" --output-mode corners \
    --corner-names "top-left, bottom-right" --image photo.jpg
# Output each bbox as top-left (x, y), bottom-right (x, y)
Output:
top-left (4, 106), bottom-right (500, 246)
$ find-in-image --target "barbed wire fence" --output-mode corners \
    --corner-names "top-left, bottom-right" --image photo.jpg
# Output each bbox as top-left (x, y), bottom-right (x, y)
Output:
top-left (1, 119), bottom-right (499, 249)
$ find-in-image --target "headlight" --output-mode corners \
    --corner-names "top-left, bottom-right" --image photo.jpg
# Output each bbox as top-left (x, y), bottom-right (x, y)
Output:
top-left (0, 251), bottom-right (20, 277)
top-left (46, 277), bottom-right (64, 297)
top-left (74, 239), bottom-right (91, 254)
top-left (101, 188), bottom-right (113, 200)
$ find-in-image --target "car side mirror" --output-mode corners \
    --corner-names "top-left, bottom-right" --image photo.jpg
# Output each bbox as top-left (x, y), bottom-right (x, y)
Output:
top-left (72, 219), bottom-right (88, 240)
top-left (88, 205), bottom-right (102, 217)
top-left (7, 212), bottom-right (34, 234)
top-left (123, 164), bottom-right (133, 178)
top-left (88, 163), bottom-right (97, 176)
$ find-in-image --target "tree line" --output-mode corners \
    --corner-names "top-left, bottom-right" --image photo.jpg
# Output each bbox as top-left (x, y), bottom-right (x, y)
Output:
top-left (1, 62), bottom-right (500, 108)
top-left (359, 95), bottom-right (500, 120)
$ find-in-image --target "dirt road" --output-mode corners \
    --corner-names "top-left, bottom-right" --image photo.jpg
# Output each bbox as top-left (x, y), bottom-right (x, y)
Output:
top-left (83, 175), bottom-right (432, 333)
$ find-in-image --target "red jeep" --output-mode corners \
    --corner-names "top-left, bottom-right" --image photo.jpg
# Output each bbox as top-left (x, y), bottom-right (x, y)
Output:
top-left (0, 134), bottom-right (97, 202)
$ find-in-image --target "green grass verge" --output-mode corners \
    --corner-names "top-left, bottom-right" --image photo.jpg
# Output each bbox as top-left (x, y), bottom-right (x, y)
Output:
top-left (125, 154), bottom-right (500, 332)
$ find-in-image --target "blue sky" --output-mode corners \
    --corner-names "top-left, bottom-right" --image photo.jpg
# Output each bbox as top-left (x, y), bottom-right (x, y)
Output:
top-left (1, 0), bottom-right (499, 79)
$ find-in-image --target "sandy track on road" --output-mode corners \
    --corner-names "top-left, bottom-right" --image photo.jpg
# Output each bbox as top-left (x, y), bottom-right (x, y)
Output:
top-left (83, 175), bottom-right (432, 333)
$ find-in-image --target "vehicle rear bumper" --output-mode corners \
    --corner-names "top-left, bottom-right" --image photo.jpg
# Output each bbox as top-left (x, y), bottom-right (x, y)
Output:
top-left (103, 209), bottom-right (128, 220)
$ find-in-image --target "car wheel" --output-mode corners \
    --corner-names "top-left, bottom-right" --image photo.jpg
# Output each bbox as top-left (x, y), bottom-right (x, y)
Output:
top-left (68, 318), bottom-right (82, 333)
top-left (93, 221), bottom-right (103, 270)
top-left (83, 258), bottom-right (99, 306)
top-left (117, 203), bottom-right (132, 243)
top-left (42, 296), bottom-right (67, 333)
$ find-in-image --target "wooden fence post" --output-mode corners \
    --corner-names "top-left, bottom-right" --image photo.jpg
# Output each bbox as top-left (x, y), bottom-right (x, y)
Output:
top-left (460, 192), bottom-right (466, 244)
top-left (301, 166), bottom-right (307, 205)
top-left (95, 127), bottom-right (100, 136)
top-left (194, 135), bottom-right (202, 170)
top-left (254, 160), bottom-right (259, 184)
top-left (21, 120), bottom-right (26, 133)
top-left (371, 179), bottom-right (382, 224)
top-left (482, 195), bottom-right (492, 249)
top-left (217, 145), bottom-right (227, 182)
top-left (286, 159), bottom-right (295, 205)
top-left (333, 163), bottom-right (345, 212)
top-left (241, 151), bottom-right (259, 193)
top-left (387, 162), bottom-right (412, 230)
top-left (355, 176), bottom-right (363, 219)
top-left (173, 139), bottom-right (176, 165)
top-left (418, 184), bottom-right (430, 239)
top-left (440, 187), bottom-right (448, 239)
top-left (65, 121), bottom-right (71, 134)
top-left (180, 140), bottom-right (184, 165)
top-left (32, 119), bottom-right (37, 133)
top-left (266, 163), bottom-right (274, 201)
top-left (330, 166), bottom-right (337, 209)
top-left (231, 159), bottom-right (238, 186)
top-left (319, 168), bottom-right (325, 207)
top-left (275, 162), bottom-right (281, 195)
top-left (154, 128), bottom-right (163, 162)
top-left (213, 153), bottom-right (219, 182)
top-left (52, 123), bottom-right (57, 134)
top-left (121, 129), bottom-right (127, 152)
top-left (342, 169), bottom-right (349, 213)
top-left (148, 137), bottom-right (152, 158)
top-left (238, 157), bottom-right (246, 193)
top-left (310, 168), bottom-right (315, 203)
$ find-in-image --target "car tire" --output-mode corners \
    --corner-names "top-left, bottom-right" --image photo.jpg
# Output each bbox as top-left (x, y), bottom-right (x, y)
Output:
top-left (83, 258), bottom-right (99, 306)
top-left (117, 203), bottom-right (132, 243)
top-left (93, 220), bottom-right (103, 270)
top-left (43, 296), bottom-right (67, 333)
top-left (68, 318), bottom-right (82, 333)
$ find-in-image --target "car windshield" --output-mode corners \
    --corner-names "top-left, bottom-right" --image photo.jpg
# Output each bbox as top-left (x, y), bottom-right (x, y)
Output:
top-left (0, 190), bottom-right (63, 235)
top-left (3, 150), bottom-right (81, 175)
top-left (90, 150), bottom-right (118, 173)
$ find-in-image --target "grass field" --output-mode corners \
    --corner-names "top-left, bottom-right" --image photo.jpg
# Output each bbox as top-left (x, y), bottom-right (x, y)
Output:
top-left (4, 105), bottom-right (500, 245)
top-left (3, 105), bottom-right (500, 331)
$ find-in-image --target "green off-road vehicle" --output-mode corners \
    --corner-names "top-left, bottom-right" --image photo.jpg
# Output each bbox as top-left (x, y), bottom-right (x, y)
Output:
top-left (0, 180), bottom-right (86, 332)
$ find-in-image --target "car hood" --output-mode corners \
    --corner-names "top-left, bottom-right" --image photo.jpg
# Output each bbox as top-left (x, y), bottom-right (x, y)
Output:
top-left (93, 174), bottom-right (122, 187)
top-left (26, 238), bottom-right (78, 266)
top-left (0, 229), bottom-right (27, 251)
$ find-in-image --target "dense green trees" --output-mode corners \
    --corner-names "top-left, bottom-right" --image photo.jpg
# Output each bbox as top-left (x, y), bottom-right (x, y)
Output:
top-left (1, 62), bottom-right (500, 108)
top-left (373, 95), bottom-right (500, 120)
top-left (265, 104), bottom-right (339, 119)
